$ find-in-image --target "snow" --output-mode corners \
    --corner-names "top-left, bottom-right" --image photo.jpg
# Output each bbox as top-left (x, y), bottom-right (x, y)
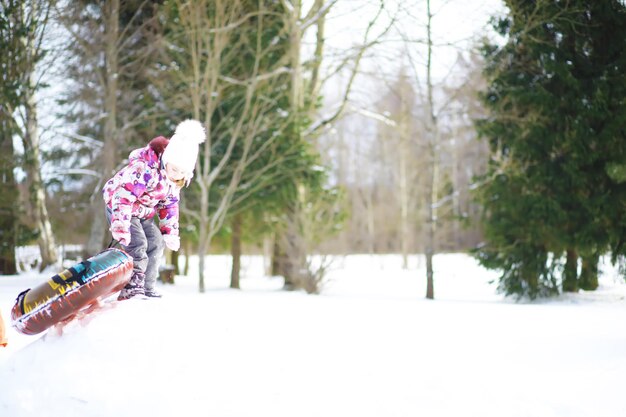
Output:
top-left (1, 254), bottom-right (625, 417)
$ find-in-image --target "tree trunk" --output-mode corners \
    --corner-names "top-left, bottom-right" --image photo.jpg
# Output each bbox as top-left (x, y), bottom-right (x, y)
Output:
top-left (183, 240), bottom-right (190, 276)
top-left (579, 253), bottom-right (599, 291)
top-left (198, 237), bottom-right (207, 293)
top-left (562, 249), bottom-right (578, 292)
top-left (198, 218), bottom-right (208, 293)
top-left (23, 72), bottom-right (57, 271)
top-left (0, 120), bottom-right (18, 275)
top-left (230, 214), bottom-right (242, 289)
top-left (263, 235), bottom-right (273, 276)
top-left (271, 237), bottom-right (281, 276)
top-left (426, 249), bottom-right (434, 299)
top-left (399, 91), bottom-right (410, 269)
top-left (278, 0), bottom-right (305, 291)
top-left (274, 224), bottom-right (297, 290)
top-left (424, 0), bottom-right (437, 300)
top-left (171, 247), bottom-right (180, 275)
top-left (103, 0), bottom-right (119, 182)
top-left (523, 264), bottom-right (539, 295)
top-left (366, 190), bottom-right (375, 256)
top-left (288, 0), bottom-right (303, 115)
top-left (86, 0), bottom-right (120, 256)
top-left (452, 126), bottom-right (461, 246)
top-left (198, 180), bottom-right (210, 292)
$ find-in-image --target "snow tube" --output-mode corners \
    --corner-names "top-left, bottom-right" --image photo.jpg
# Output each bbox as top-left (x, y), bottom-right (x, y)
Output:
top-left (11, 248), bottom-right (133, 335)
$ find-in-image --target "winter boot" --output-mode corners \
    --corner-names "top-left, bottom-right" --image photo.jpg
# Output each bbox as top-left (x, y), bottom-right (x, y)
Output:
top-left (144, 288), bottom-right (162, 298)
top-left (118, 272), bottom-right (146, 300)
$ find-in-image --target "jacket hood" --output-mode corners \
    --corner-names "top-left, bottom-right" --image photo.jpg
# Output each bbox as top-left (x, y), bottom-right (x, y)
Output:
top-left (128, 138), bottom-right (166, 169)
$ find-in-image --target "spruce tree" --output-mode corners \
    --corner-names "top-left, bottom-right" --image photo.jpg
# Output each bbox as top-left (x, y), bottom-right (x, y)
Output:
top-left (475, 0), bottom-right (626, 298)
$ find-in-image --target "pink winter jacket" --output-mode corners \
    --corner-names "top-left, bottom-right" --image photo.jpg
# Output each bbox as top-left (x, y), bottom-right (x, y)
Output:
top-left (102, 137), bottom-right (180, 237)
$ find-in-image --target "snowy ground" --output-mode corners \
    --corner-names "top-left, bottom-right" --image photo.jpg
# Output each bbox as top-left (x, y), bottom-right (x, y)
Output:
top-left (1, 254), bottom-right (625, 417)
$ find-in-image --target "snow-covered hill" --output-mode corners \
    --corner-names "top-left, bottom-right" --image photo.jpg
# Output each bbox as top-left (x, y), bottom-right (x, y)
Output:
top-left (1, 254), bottom-right (625, 417)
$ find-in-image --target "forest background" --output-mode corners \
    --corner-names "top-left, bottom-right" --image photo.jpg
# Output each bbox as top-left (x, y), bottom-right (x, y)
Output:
top-left (1, 0), bottom-right (625, 299)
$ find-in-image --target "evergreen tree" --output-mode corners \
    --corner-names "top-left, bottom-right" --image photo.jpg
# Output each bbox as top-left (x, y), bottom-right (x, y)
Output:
top-left (475, 0), bottom-right (626, 298)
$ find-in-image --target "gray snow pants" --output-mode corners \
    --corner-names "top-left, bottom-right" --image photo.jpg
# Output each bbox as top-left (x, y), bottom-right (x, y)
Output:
top-left (105, 207), bottom-right (164, 291)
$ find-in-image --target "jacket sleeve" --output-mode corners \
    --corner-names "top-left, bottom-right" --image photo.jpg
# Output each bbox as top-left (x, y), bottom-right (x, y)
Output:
top-left (109, 160), bottom-right (149, 233)
top-left (156, 187), bottom-right (180, 236)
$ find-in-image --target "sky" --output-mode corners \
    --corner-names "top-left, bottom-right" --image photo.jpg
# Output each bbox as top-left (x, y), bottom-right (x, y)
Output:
top-left (307, 0), bottom-right (508, 141)
top-left (320, 0), bottom-right (508, 80)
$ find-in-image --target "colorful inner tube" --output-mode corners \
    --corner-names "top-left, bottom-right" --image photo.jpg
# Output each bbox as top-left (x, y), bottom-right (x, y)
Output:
top-left (11, 248), bottom-right (133, 335)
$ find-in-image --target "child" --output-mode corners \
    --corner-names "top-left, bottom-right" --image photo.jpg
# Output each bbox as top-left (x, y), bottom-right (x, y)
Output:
top-left (103, 119), bottom-right (205, 300)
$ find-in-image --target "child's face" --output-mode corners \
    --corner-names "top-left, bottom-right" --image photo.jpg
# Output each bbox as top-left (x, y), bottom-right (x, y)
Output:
top-left (165, 163), bottom-right (185, 182)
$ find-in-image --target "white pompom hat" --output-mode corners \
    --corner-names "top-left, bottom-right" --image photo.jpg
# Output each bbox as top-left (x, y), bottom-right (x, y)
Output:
top-left (162, 119), bottom-right (206, 178)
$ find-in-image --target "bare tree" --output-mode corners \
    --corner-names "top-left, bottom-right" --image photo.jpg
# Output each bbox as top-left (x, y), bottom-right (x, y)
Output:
top-left (423, 0), bottom-right (439, 299)
top-left (374, 68), bottom-right (421, 268)
top-left (164, 0), bottom-right (296, 292)
top-left (393, 0), bottom-right (464, 299)
top-left (314, 1), bottom-right (492, 299)
top-left (279, 184), bottom-right (345, 294)
top-left (273, 0), bottom-right (394, 288)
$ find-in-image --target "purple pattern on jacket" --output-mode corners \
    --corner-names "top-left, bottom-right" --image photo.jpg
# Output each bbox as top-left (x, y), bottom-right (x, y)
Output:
top-left (103, 145), bottom-right (180, 237)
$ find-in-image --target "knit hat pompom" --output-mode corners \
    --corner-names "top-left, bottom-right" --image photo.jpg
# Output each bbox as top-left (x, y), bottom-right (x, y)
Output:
top-left (162, 119), bottom-right (206, 177)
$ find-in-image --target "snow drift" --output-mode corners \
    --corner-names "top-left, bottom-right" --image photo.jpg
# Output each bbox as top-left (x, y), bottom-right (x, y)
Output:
top-left (1, 254), bottom-right (625, 417)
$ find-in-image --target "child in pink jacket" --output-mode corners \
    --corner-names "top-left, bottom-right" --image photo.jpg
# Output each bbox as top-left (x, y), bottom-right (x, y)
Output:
top-left (103, 120), bottom-right (205, 300)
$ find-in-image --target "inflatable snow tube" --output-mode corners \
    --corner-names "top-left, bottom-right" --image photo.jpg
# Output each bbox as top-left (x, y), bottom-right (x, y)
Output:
top-left (11, 248), bottom-right (133, 335)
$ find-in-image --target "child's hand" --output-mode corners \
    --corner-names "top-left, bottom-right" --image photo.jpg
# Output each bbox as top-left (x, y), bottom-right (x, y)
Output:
top-left (163, 234), bottom-right (180, 251)
top-left (110, 222), bottom-right (130, 246)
